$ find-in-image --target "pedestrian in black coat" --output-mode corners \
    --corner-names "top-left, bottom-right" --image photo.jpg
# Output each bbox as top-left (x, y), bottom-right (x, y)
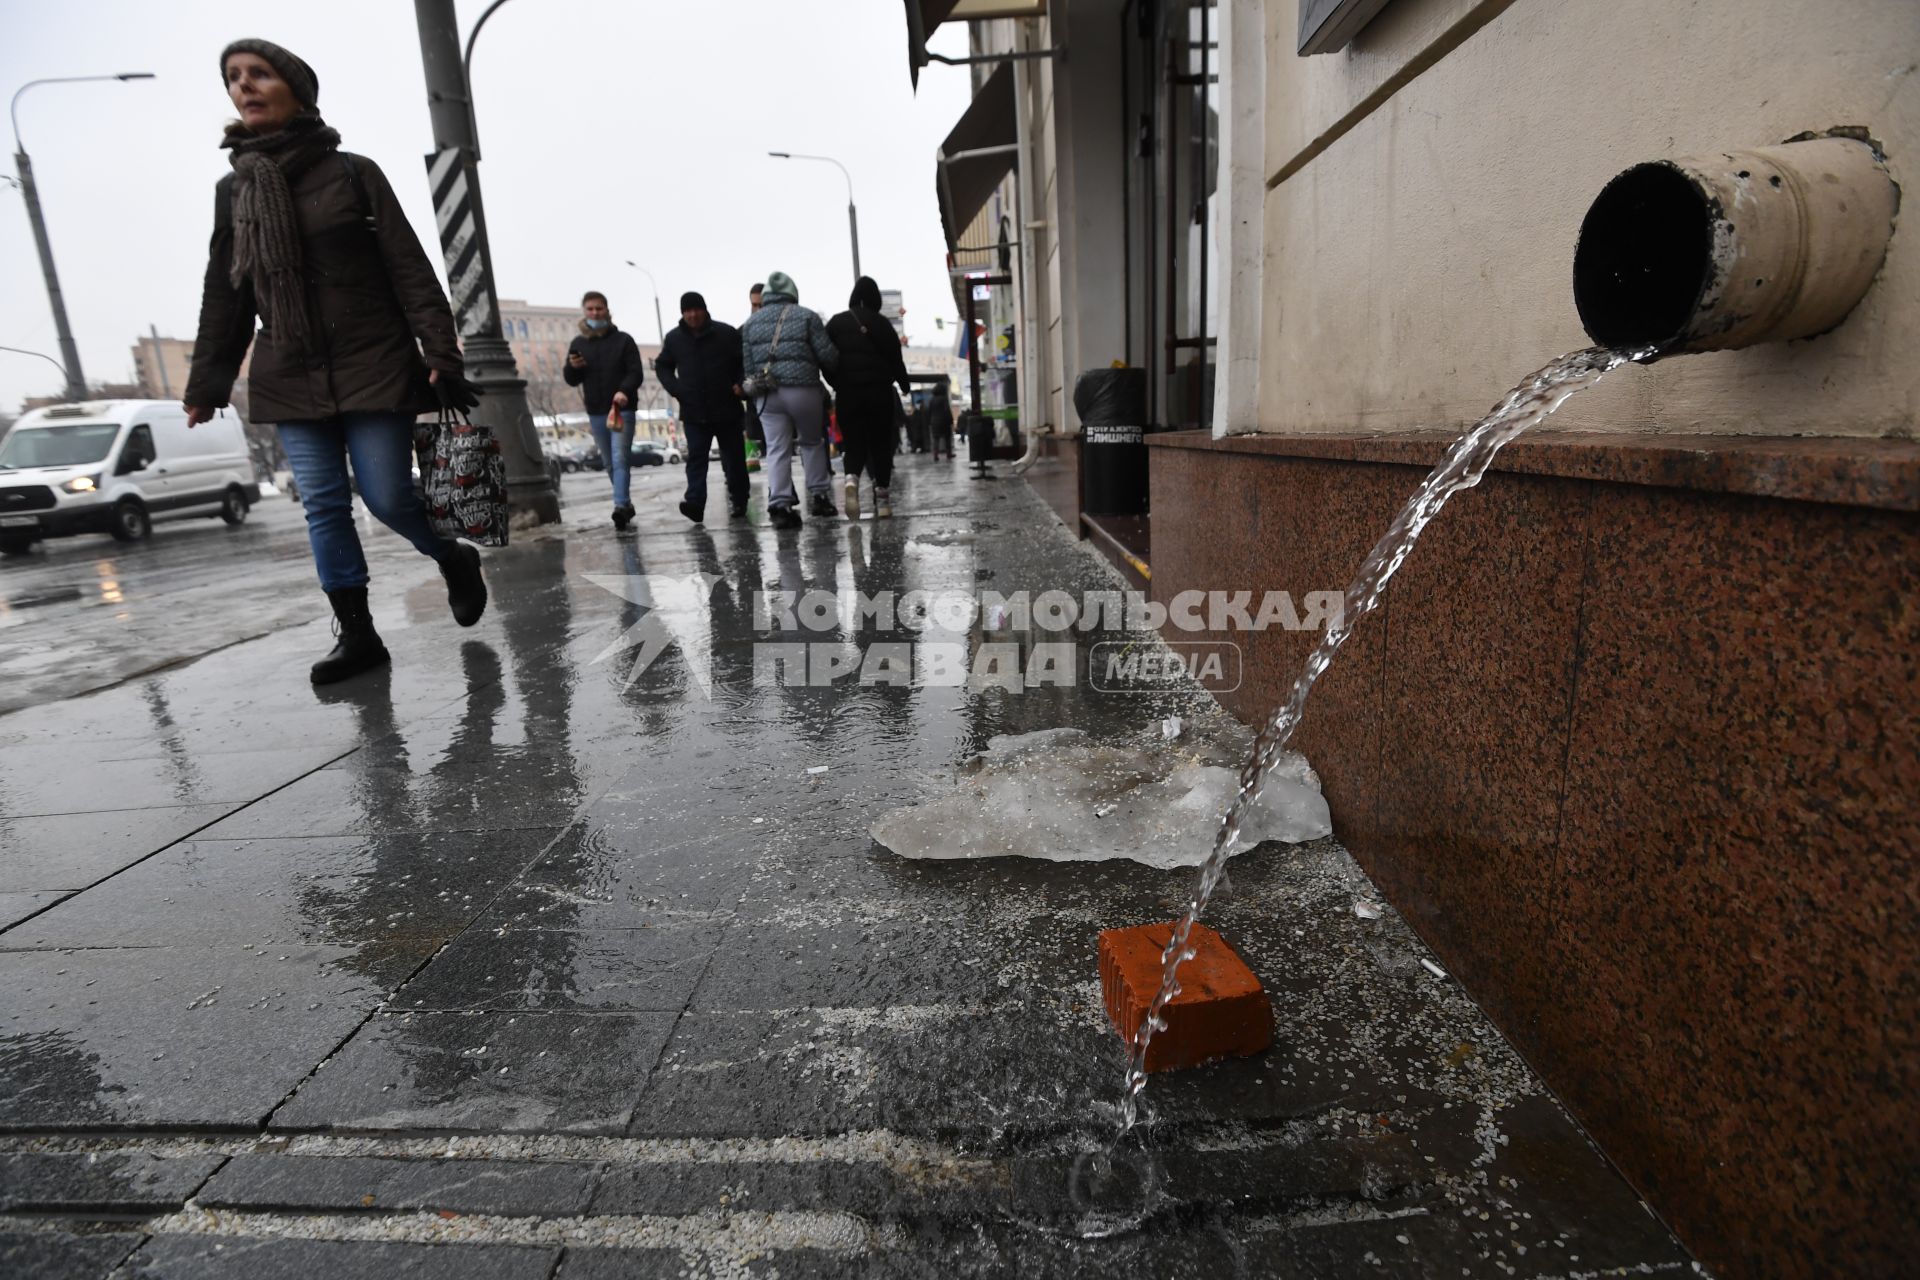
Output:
top-left (656, 292), bottom-right (749, 522)
top-left (825, 277), bottom-right (911, 519)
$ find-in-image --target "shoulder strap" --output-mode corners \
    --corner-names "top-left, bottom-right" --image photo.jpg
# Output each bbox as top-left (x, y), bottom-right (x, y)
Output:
top-left (756, 307), bottom-right (791, 378)
top-left (860, 308), bottom-right (892, 354)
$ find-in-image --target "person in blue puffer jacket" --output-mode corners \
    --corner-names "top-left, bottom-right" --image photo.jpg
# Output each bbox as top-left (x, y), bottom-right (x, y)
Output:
top-left (739, 271), bottom-right (838, 529)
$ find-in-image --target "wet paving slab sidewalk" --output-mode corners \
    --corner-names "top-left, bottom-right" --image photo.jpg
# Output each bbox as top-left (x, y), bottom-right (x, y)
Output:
top-left (0, 462), bottom-right (1698, 1277)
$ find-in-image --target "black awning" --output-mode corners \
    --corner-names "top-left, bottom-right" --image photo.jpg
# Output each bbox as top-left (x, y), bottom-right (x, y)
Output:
top-left (904, 0), bottom-right (963, 88)
top-left (936, 61), bottom-right (1017, 254)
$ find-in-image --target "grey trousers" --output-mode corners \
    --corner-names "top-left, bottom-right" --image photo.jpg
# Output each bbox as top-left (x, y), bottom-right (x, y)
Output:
top-left (758, 384), bottom-right (831, 509)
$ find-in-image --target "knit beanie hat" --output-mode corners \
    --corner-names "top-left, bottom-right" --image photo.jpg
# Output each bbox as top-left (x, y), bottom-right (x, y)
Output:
top-left (220, 38), bottom-right (320, 111)
top-left (849, 276), bottom-right (883, 311)
top-left (679, 291), bottom-right (707, 312)
top-left (765, 271), bottom-right (798, 301)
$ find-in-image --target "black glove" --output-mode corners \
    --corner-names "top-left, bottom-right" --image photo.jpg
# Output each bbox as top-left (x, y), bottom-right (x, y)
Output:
top-left (434, 370), bottom-right (482, 413)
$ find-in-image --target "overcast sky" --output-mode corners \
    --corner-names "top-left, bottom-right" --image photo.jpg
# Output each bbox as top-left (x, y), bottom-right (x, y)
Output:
top-left (0, 0), bottom-right (971, 410)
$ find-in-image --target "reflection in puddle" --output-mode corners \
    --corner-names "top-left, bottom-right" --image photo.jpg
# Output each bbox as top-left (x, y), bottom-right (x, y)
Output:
top-left (3, 585), bottom-right (84, 610)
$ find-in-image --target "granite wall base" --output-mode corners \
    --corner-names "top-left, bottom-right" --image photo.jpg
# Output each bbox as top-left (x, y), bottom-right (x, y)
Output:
top-left (1025, 433), bottom-right (1082, 535)
top-left (1147, 430), bottom-right (1920, 1280)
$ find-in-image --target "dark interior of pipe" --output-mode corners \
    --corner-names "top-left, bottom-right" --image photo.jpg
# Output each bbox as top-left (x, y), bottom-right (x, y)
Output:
top-left (1573, 163), bottom-right (1712, 350)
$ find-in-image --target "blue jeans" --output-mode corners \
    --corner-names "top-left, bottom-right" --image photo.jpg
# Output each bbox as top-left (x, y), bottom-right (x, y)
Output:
top-left (682, 420), bottom-right (749, 512)
top-left (589, 413), bottom-right (633, 507)
top-left (279, 413), bottom-right (453, 593)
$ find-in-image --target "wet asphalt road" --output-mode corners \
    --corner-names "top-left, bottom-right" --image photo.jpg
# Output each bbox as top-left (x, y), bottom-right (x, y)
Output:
top-left (0, 470), bottom-right (682, 715)
top-left (0, 455), bottom-right (1692, 1276)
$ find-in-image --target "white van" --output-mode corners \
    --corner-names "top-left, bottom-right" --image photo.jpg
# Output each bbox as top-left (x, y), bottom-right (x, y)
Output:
top-left (0, 400), bottom-right (259, 556)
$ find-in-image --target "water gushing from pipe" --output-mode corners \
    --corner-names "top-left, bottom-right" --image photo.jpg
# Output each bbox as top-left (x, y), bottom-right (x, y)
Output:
top-left (1114, 344), bottom-right (1654, 1140)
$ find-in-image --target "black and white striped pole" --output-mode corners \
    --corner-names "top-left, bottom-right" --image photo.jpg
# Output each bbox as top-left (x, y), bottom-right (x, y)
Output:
top-left (413, 0), bottom-right (559, 525)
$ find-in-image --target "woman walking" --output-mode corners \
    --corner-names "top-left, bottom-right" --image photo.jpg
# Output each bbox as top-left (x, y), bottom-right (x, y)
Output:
top-left (738, 271), bottom-right (838, 529)
top-left (826, 277), bottom-right (912, 519)
top-left (185, 38), bottom-right (487, 686)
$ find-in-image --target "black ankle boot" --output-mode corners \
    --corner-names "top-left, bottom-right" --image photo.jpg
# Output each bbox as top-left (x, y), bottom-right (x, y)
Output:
top-left (439, 543), bottom-right (488, 627)
top-left (312, 587), bottom-right (391, 686)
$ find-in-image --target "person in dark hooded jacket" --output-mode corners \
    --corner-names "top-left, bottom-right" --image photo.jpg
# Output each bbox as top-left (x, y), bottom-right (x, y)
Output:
top-left (185, 38), bottom-right (487, 688)
top-left (825, 277), bottom-right (911, 519)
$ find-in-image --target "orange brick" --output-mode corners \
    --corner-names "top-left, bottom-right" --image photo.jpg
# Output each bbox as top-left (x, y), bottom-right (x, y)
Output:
top-left (1098, 922), bottom-right (1272, 1073)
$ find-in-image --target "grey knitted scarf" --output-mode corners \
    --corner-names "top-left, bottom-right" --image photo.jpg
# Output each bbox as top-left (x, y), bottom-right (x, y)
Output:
top-left (221, 113), bottom-right (340, 351)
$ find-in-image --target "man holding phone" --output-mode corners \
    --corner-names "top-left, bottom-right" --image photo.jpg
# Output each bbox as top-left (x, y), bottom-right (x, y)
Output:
top-left (564, 290), bottom-right (646, 530)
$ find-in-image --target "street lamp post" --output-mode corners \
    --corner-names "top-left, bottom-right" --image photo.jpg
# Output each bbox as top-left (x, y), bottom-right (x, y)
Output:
top-left (0, 344), bottom-right (72, 387)
top-left (622, 261), bottom-right (667, 347)
top-left (413, 0), bottom-right (560, 525)
top-left (461, 0), bottom-right (516, 161)
top-left (10, 73), bottom-right (155, 401)
top-left (621, 262), bottom-right (673, 428)
top-left (768, 151), bottom-right (860, 281)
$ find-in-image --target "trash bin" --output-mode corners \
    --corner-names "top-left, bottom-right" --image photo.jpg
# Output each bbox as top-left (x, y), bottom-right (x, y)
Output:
top-left (964, 411), bottom-right (996, 462)
top-left (1076, 368), bottom-right (1148, 516)
top-left (964, 412), bottom-right (1025, 465)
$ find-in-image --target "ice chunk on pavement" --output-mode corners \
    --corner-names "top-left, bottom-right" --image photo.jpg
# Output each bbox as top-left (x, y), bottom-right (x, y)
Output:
top-left (871, 724), bottom-right (1332, 870)
top-left (979, 727), bottom-right (1091, 758)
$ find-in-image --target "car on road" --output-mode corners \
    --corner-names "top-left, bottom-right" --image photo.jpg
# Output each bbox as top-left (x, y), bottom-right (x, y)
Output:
top-left (0, 400), bottom-right (258, 557)
top-left (628, 440), bottom-right (668, 468)
top-left (549, 439), bottom-right (596, 473)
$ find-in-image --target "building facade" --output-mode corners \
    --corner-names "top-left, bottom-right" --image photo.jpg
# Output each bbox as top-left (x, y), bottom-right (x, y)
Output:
top-left (131, 335), bottom-right (193, 401)
top-left (132, 334), bottom-right (252, 403)
top-left (497, 298), bottom-right (582, 392)
top-left (912, 3), bottom-right (1919, 1277)
top-left (902, 345), bottom-right (967, 384)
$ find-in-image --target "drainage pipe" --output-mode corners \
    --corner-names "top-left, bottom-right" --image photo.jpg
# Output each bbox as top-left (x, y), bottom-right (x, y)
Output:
top-left (1009, 27), bottom-right (1047, 475)
top-left (1572, 134), bottom-right (1898, 353)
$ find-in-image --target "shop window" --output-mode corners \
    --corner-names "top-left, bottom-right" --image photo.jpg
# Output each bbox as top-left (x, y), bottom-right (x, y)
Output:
top-left (1123, 0), bottom-right (1218, 429)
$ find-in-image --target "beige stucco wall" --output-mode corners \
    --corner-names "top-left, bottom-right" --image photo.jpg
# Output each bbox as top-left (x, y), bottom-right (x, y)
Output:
top-left (1257, 0), bottom-right (1920, 438)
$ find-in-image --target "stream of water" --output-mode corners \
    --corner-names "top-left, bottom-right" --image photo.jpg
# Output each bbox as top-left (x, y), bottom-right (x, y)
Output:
top-left (1113, 344), bottom-right (1653, 1141)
